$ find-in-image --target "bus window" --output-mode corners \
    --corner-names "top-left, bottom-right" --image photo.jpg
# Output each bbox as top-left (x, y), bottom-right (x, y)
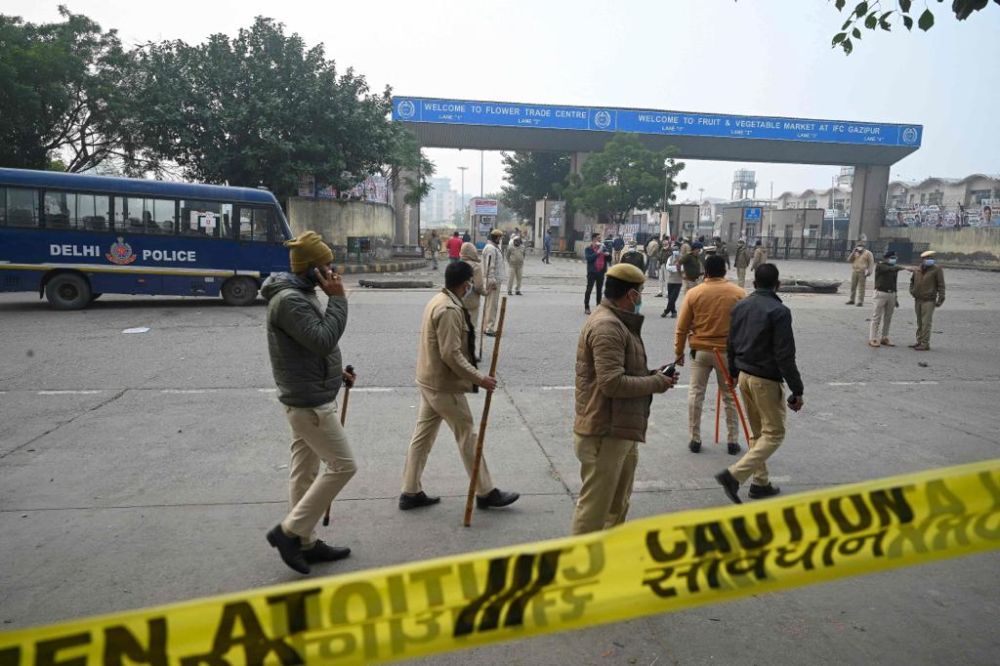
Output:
top-left (77, 193), bottom-right (111, 231)
top-left (239, 206), bottom-right (273, 242)
top-left (113, 196), bottom-right (126, 231)
top-left (44, 191), bottom-right (72, 229)
top-left (180, 200), bottom-right (230, 239)
top-left (126, 197), bottom-right (176, 235)
top-left (4, 187), bottom-right (40, 228)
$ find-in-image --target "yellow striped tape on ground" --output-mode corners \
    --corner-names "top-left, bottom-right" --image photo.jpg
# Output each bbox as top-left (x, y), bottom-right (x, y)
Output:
top-left (1, 459), bottom-right (997, 665)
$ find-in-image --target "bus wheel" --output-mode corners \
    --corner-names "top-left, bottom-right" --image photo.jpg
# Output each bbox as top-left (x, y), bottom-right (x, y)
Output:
top-left (45, 273), bottom-right (92, 310)
top-left (222, 276), bottom-right (258, 306)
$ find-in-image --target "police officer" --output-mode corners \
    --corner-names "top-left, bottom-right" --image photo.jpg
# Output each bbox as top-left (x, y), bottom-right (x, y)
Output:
top-left (572, 263), bottom-right (677, 533)
top-left (909, 250), bottom-right (945, 351)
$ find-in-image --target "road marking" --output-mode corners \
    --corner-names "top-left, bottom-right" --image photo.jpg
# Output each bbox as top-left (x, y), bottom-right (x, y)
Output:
top-left (37, 390), bottom-right (104, 395)
top-left (352, 387), bottom-right (394, 393)
top-left (258, 388), bottom-right (277, 393)
top-left (161, 389), bottom-right (214, 394)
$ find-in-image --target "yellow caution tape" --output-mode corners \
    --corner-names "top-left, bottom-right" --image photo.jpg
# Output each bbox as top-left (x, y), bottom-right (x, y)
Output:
top-left (1, 459), bottom-right (998, 665)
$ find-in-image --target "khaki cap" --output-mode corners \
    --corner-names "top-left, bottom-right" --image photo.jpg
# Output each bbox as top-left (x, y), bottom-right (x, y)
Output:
top-left (606, 263), bottom-right (646, 284)
top-left (920, 250), bottom-right (936, 258)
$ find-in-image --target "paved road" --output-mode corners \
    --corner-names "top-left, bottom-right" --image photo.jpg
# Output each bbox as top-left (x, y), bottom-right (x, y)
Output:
top-left (1, 256), bottom-right (998, 664)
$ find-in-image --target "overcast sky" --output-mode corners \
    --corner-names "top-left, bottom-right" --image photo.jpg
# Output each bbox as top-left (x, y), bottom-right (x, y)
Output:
top-left (11, 1), bottom-right (999, 200)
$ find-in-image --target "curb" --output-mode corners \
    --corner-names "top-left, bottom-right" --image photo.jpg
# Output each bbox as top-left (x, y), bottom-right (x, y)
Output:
top-left (339, 260), bottom-right (428, 274)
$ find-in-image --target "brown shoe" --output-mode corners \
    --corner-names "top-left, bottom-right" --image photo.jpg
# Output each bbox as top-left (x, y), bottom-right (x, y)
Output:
top-left (912, 344), bottom-right (930, 351)
top-left (868, 340), bottom-right (880, 348)
top-left (881, 337), bottom-right (895, 347)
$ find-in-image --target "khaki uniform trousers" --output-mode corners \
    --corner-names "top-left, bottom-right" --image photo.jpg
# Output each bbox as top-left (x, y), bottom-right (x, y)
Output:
top-left (850, 270), bottom-right (868, 304)
top-left (688, 349), bottom-right (739, 444)
top-left (507, 263), bottom-right (523, 293)
top-left (571, 434), bottom-right (638, 535)
top-left (728, 373), bottom-right (786, 486)
top-left (483, 286), bottom-right (500, 334)
top-left (869, 290), bottom-right (896, 341)
top-left (915, 299), bottom-right (936, 347)
top-left (737, 267), bottom-right (747, 288)
top-left (282, 401), bottom-right (358, 545)
top-left (402, 387), bottom-right (494, 496)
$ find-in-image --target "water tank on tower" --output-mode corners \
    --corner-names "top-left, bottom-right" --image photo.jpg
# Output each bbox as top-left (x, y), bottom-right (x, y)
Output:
top-left (731, 169), bottom-right (757, 201)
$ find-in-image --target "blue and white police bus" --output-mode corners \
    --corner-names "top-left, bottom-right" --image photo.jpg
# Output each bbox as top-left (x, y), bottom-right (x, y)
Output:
top-left (0, 168), bottom-right (293, 309)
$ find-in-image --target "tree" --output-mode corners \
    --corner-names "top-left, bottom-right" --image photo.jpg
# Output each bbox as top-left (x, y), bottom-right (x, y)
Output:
top-left (828, 0), bottom-right (998, 54)
top-left (563, 134), bottom-right (686, 227)
top-left (0, 6), bottom-right (138, 172)
top-left (130, 17), bottom-right (407, 199)
top-left (499, 151), bottom-right (571, 220)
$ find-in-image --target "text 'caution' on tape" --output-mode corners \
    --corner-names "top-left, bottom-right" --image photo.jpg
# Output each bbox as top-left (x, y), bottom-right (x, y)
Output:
top-left (1, 459), bottom-right (998, 665)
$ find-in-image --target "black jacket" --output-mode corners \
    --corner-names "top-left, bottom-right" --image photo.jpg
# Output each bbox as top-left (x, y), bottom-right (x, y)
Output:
top-left (585, 244), bottom-right (609, 274)
top-left (727, 289), bottom-right (804, 396)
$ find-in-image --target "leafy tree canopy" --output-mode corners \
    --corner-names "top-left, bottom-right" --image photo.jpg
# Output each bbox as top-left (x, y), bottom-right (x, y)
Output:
top-left (499, 151), bottom-right (571, 220)
top-left (130, 16), bottom-right (414, 198)
top-left (563, 134), bottom-right (686, 226)
top-left (828, 0), bottom-right (998, 54)
top-left (0, 6), bottom-right (135, 172)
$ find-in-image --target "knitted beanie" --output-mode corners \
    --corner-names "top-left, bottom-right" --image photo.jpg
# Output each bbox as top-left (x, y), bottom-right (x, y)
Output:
top-left (284, 231), bottom-right (333, 273)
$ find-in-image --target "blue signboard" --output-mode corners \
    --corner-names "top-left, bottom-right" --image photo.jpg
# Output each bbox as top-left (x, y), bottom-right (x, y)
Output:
top-left (744, 207), bottom-right (762, 221)
top-left (393, 97), bottom-right (922, 148)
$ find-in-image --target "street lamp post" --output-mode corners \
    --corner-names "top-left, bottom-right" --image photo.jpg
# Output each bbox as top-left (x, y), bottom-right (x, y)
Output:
top-left (458, 166), bottom-right (468, 239)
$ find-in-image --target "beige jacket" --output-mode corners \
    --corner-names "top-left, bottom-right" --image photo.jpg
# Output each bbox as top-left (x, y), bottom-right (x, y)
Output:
top-left (848, 248), bottom-right (875, 273)
top-left (505, 243), bottom-right (526, 266)
top-left (459, 242), bottom-right (485, 314)
top-left (415, 289), bottom-right (482, 394)
top-left (574, 302), bottom-right (670, 442)
top-left (750, 246), bottom-right (767, 270)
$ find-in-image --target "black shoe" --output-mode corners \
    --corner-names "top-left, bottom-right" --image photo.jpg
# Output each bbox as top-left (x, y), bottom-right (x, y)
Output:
top-left (302, 540), bottom-right (351, 563)
top-left (688, 439), bottom-right (701, 453)
top-left (748, 483), bottom-right (781, 499)
top-left (584, 307), bottom-right (591, 315)
top-left (516, 291), bottom-right (522, 295)
top-left (476, 488), bottom-right (520, 509)
top-left (399, 491), bottom-right (441, 511)
top-left (669, 312), bottom-right (677, 319)
top-left (660, 310), bottom-right (668, 318)
top-left (715, 470), bottom-right (742, 504)
top-left (727, 442), bottom-right (740, 455)
top-left (266, 524), bottom-right (310, 574)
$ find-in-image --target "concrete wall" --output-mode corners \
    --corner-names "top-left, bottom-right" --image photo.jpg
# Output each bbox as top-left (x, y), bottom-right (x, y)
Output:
top-left (880, 226), bottom-right (1000, 269)
top-left (287, 198), bottom-right (396, 259)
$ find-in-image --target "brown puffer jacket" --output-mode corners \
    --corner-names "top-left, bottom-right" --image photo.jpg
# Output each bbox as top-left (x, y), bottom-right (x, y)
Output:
top-left (574, 302), bottom-right (670, 442)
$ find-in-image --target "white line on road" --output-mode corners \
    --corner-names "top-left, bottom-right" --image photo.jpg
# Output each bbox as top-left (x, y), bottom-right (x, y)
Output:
top-left (351, 388), bottom-right (394, 393)
top-left (827, 382), bottom-right (867, 386)
top-left (541, 386), bottom-right (574, 391)
top-left (37, 390), bottom-right (104, 395)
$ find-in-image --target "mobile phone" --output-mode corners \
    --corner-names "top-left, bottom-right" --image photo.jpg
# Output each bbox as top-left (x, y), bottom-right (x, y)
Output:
top-left (661, 363), bottom-right (676, 378)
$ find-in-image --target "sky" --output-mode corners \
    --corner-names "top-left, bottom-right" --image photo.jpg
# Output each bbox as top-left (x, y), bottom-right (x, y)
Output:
top-left (10, 1), bottom-right (999, 201)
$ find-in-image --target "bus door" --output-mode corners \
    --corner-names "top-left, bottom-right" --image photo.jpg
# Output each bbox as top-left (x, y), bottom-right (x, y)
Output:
top-left (237, 205), bottom-right (290, 275)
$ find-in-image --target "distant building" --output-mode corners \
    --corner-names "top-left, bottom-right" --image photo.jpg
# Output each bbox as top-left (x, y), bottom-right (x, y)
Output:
top-left (886, 174), bottom-right (1000, 209)
top-left (420, 177), bottom-right (460, 227)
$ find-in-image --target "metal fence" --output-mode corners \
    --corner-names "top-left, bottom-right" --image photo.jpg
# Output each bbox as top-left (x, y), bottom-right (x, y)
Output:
top-left (755, 237), bottom-right (930, 263)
